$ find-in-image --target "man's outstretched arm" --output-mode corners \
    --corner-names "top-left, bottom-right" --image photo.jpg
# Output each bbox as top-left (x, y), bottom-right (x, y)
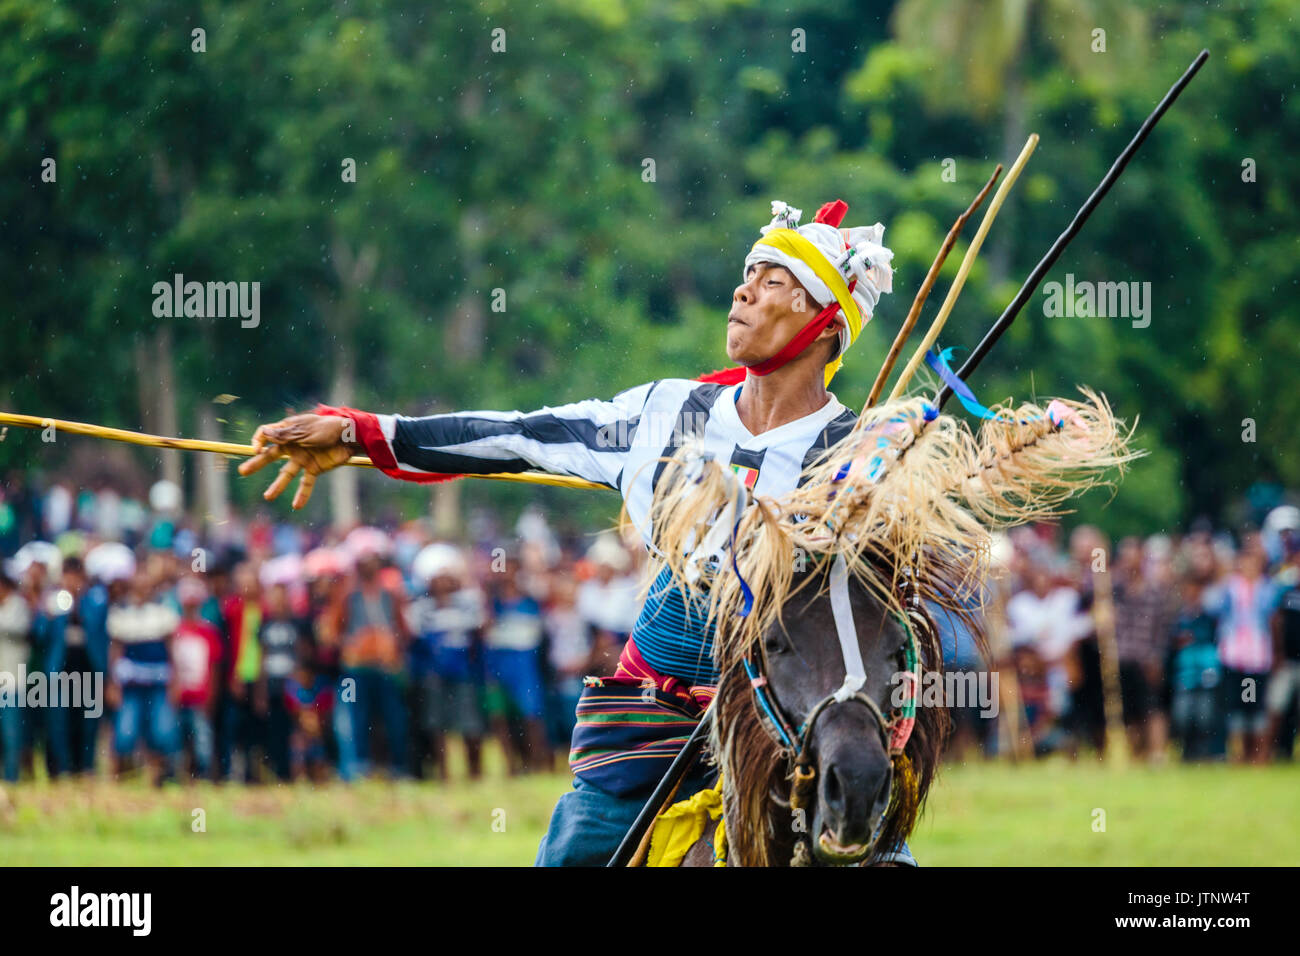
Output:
top-left (238, 381), bottom-right (658, 509)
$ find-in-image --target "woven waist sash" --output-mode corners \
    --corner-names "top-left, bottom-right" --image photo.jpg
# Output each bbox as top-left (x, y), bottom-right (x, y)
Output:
top-left (567, 638), bottom-right (716, 798)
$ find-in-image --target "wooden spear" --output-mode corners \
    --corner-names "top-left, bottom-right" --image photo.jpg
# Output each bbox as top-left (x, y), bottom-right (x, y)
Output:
top-left (0, 411), bottom-right (606, 492)
top-left (887, 133), bottom-right (1039, 402)
top-left (1091, 561), bottom-right (1131, 767)
top-left (865, 162), bottom-right (1003, 409)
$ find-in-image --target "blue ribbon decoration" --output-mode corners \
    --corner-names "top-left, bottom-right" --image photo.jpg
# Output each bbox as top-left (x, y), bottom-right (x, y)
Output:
top-left (925, 347), bottom-right (1068, 428)
top-left (924, 347), bottom-right (1011, 421)
top-left (731, 515), bottom-right (754, 617)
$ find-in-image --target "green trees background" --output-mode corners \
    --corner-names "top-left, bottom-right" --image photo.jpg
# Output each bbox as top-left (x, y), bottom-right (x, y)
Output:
top-left (1, 0), bottom-right (1294, 539)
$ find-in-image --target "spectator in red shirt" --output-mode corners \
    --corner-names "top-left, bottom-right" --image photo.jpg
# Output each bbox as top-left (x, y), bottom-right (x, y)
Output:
top-left (171, 576), bottom-right (223, 779)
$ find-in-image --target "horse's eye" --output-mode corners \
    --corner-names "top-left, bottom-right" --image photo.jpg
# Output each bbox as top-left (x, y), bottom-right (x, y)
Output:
top-left (764, 631), bottom-right (788, 655)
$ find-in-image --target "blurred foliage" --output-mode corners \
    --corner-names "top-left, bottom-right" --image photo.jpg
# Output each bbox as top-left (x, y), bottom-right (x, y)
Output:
top-left (0, 0), bottom-right (1295, 538)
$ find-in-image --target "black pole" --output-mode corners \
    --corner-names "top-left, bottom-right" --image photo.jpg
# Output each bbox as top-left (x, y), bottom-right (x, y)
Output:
top-left (606, 705), bottom-right (714, 867)
top-left (936, 49), bottom-right (1209, 410)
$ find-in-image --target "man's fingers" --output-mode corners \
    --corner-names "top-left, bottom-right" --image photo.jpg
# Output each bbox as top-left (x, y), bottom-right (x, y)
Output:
top-left (293, 471), bottom-right (318, 510)
top-left (263, 421), bottom-right (313, 446)
top-left (250, 422), bottom-right (290, 453)
top-left (243, 415), bottom-right (344, 507)
top-left (264, 459), bottom-right (302, 501)
top-left (238, 444), bottom-right (282, 477)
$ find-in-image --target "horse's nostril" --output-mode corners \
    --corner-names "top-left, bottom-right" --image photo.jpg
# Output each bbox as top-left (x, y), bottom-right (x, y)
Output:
top-left (822, 763), bottom-right (860, 825)
top-left (818, 748), bottom-right (891, 841)
top-left (824, 765), bottom-right (844, 811)
top-left (873, 770), bottom-right (892, 814)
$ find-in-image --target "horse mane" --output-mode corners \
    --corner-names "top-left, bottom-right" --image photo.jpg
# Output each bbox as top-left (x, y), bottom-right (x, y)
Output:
top-left (620, 388), bottom-right (1137, 865)
top-left (710, 662), bottom-right (785, 867)
top-left (628, 389), bottom-right (1136, 657)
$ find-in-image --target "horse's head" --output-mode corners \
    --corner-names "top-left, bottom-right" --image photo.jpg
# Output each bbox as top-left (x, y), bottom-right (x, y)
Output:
top-left (758, 560), bottom-right (913, 863)
top-left (714, 551), bottom-right (948, 867)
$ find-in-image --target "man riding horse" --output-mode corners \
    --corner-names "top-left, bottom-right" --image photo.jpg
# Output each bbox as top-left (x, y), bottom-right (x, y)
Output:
top-left (237, 198), bottom-right (918, 865)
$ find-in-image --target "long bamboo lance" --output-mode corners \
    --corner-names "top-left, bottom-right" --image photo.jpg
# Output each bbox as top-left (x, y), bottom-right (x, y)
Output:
top-left (939, 49), bottom-right (1211, 407)
top-left (887, 133), bottom-right (1039, 401)
top-left (0, 411), bottom-right (607, 491)
top-left (1091, 564), bottom-right (1131, 768)
top-left (865, 162), bottom-right (1003, 409)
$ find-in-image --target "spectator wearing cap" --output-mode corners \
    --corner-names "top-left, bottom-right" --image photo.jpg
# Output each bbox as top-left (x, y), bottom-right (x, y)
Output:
top-left (303, 547), bottom-right (350, 688)
top-left (577, 533), bottom-right (641, 675)
top-left (1267, 535), bottom-right (1300, 758)
top-left (405, 544), bottom-right (487, 780)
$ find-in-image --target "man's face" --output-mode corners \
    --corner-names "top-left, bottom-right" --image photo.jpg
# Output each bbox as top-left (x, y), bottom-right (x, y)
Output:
top-left (727, 262), bottom-right (838, 367)
top-left (1238, 545), bottom-right (1265, 578)
top-left (357, 554), bottom-right (381, 582)
top-left (61, 567), bottom-right (83, 593)
top-left (268, 583), bottom-right (290, 614)
top-left (1029, 568), bottom-right (1051, 597)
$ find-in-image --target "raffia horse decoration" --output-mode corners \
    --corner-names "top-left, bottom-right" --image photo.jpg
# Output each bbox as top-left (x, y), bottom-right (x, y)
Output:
top-left (628, 388), bottom-right (1138, 865)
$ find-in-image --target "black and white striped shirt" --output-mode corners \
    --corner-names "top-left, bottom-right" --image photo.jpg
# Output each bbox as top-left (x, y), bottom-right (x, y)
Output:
top-left (372, 378), bottom-right (859, 547)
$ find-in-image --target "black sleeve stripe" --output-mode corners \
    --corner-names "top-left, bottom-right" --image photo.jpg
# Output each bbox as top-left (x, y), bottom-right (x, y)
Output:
top-left (650, 382), bottom-right (728, 491)
top-left (797, 408), bottom-right (860, 486)
top-left (387, 441), bottom-right (618, 490)
top-left (397, 409), bottom-right (638, 455)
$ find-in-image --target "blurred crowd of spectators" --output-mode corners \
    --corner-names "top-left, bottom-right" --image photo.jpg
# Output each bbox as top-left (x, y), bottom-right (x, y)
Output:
top-left (2, 473), bottom-right (1299, 786)
top-left (0, 475), bottom-right (645, 784)
top-left (950, 509), bottom-right (1300, 765)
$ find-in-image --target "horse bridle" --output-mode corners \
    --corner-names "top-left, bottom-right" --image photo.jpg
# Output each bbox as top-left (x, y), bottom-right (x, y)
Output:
top-left (677, 447), bottom-right (924, 859)
top-left (741, 551), bottom-right (923, 853)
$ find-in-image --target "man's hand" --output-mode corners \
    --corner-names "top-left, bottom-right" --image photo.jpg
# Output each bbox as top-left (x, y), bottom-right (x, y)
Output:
top-left (237, 414), bottom-right (358, 509)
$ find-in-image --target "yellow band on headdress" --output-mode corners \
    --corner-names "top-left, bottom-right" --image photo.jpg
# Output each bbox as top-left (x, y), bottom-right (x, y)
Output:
top-left (751, 229), bottom-right (863, 342)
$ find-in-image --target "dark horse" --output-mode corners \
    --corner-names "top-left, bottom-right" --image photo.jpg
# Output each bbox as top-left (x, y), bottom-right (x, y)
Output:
top-left (677, 553), bottom-right (974, 866)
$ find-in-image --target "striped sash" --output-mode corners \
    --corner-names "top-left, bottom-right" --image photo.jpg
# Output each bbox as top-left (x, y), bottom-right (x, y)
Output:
top-left (568, 638), bottom-right (716, 797)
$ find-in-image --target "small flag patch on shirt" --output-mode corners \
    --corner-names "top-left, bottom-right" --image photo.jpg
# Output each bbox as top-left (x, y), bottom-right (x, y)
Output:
top-left (729, 463), bottom-right (758, 489)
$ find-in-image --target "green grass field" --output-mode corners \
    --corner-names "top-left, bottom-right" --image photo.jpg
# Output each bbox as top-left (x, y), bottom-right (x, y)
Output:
top-left (2, 756), bottom-right (1296, 865)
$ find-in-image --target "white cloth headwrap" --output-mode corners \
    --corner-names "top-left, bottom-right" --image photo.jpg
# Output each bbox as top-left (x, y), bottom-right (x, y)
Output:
top-left (744, 201), bottom-right (895, 357)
